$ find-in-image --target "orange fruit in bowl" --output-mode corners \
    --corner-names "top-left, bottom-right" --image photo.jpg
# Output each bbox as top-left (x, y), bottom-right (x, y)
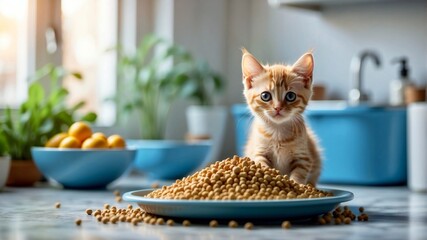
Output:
top-left (107, 135), bottom-right (126, 148)
top-left (45, 132), bottom-right (68, 148)
top-left (82, 137), bottom-right (109, 149)
top-left (68, 122), bottom-right (92, 143)
top-left (59, 136), bottom-right (81, 148)
top-left (92, 132), bottom-right (107, 141)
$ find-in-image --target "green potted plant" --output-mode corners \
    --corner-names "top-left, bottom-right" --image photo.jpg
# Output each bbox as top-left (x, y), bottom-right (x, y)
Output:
top-left (0, 130), bottom-right (10, 189)
top-left (181, 60), bottom-right (226, 165)
top-left (0, 64), bottom-right (97, 186)
top-left (115, 34), bottom-right (193, 139)
top-left (115, 34), bottom-right (220, 178)
top-left (116, 34), bottom-right (226, 168)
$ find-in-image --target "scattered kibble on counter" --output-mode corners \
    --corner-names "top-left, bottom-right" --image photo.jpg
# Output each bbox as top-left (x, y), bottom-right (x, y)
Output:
top-left (85, 209), bottom-right (93, 215)
top-left (78, 203), bottom-right (368, 229)
top-left (75, 219), bottom-right (82, 226)
top-left (228, 220), bottom-right (238, 228)
top-left (282, 221), bottom-right (291, 229)
top-left (209, 220), bottom-right (218, 228)
top-left (244, 222), bottom-right (254, 230)
top-left (182, 220), bottom-right (191, 227)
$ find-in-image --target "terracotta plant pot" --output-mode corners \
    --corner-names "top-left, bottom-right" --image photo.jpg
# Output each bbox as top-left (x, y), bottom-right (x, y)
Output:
top-left (6, 160), bottom-right (42, 187)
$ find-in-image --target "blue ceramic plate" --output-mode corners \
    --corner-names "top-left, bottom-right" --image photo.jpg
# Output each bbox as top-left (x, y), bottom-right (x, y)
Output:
top-left (123, 188), bottom-right (354, 220)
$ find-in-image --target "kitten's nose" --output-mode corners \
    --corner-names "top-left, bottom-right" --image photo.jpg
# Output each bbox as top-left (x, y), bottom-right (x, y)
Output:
top-left (274, 106), bottom-right (282, 112)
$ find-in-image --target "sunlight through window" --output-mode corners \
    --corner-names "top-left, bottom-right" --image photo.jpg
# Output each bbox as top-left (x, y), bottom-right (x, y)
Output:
top-left (61, 0), bottom-right (117, 126)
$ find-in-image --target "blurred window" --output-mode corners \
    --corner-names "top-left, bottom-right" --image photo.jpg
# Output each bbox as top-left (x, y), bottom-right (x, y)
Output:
top-left (0, 0), bottom-right (121, 126)
top-left (0, 0), bottom-right (32, 107)
top-left (61, 0), bottom-right (118, 126)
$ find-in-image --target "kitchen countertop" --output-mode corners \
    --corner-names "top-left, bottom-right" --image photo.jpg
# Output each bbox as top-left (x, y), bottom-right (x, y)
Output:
top-left (1, 175), bottom-right (427, 240)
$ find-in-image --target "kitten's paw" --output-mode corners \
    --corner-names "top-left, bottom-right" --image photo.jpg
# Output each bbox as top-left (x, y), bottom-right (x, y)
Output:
top-left (289, 175), bottom-right (307, 185)
top-left (254, 159), bottom-right (272, 169)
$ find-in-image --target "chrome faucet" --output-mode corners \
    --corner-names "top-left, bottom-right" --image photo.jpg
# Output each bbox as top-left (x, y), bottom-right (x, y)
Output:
top-left (348, 50), bottom-right (381, 105)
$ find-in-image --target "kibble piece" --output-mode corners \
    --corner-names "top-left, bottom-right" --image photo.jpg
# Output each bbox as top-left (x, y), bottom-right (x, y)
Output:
top-left (113, 190), bottom-right (121, 196)
top-left (104, 204), bottom-right (110, 209)
top-left (334, 218), bottom-right (342, 225)
top-left (55, 202), bottom-right (61, 208)
top-left (182, 220), bottom-right (191, 227)
top-left (115, 196), bottom-right (122, 203)
top-left (94, 209), bottom-right (101, 216)
top-left (102, 217), bottom-right (109, 224)
top-left (318, 218), bottom-right (326, 225)
top-left (166, 219), bottom-right (175, 226)
top-left (131, 218), bottom-right (138, 226)
top-left (281, 221), bottom-right (291, 229)
top-left (149, 218), bottom-right (157, 225)
top-left (127, 204), bottom-right (133, 210)
top-left (209, 220), bottom-right (218, 228)
top-left (359, 207), bottom-right (364, 213)
top-left (344, 217), bottom-right (351, 224)
top-left (111, 217), bottom-right (119, 224)
top-left (228, 220), bottom-right (238, 228)
top-left (244, 222), bottom-right (254, 230)
top-left (361, 213), bottom-right (369, 221)
top-left (156, 218), bottom-right (165, 225)
top-left (85, 209), bottom-right (93, 215)
top-left (332, 211), bottom-right (340, 218)
top-left (75, 219), bottom-right (82, 226)
top-left (323, 215), bottom-right (332, 224)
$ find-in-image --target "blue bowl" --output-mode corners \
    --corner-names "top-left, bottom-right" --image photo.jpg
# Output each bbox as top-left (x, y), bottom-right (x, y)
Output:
top-left (305, 105), bottom-right (407, 185)
top-left (31, 147), bottom-right (136, 189)
top-left (127, 140), bottom-right (212, 180)
top-left (231, 103), bottom-right (407, 185)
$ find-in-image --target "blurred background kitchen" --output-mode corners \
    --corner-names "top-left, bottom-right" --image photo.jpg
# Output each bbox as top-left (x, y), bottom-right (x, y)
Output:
top-left (1, 0), bottom-right (427, 187)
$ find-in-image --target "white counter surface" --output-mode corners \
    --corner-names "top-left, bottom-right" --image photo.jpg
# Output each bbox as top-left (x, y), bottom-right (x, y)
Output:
top-left (1, 176), bottom-right (426, 240)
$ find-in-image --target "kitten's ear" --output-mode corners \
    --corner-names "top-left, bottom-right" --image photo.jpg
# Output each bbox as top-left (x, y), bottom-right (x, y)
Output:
top-left (292, 52), bottom-right (314, 88)
top-left (242, 49), bottom-right (265, 89)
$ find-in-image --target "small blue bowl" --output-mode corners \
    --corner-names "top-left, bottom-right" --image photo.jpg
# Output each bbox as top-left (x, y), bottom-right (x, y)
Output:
top-left (31, 147), bottom-right (136, 189)
top-left (127, 140), bottom-right (212, 180)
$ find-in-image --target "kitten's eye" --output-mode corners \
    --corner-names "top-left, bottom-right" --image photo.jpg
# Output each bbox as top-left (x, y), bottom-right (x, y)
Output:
top-left (285, 91), bottom-right (297, 102)
top-left (260, 91), bottom-right (272, 102)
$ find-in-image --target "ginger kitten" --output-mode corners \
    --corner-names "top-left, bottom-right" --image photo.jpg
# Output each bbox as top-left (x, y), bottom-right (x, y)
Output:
top-left (241, 49), bottom-right (321, 186)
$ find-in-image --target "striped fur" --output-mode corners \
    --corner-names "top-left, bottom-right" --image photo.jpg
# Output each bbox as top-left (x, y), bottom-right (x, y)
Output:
top-left (241, 49), bottom-right (321, 185)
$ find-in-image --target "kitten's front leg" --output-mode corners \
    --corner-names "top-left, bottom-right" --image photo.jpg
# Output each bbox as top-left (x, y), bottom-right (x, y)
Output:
top-left (289, 158), bottom-right (310, 184)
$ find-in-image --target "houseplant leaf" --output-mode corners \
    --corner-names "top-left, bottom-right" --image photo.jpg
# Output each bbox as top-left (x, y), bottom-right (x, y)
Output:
top-left (0, 64), bottom-right (97, 161)
top-left (81, 112), bottom-right (97, 122)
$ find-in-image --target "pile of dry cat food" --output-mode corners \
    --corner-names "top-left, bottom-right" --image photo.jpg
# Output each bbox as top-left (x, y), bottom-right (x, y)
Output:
top-left (147, 155), bottom-right (333, 200)
top-left (74, 156), bottom-right (369, 229)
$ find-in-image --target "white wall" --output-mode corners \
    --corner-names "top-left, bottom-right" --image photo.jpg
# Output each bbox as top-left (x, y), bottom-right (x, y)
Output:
top-left (246, 0), bottom-right (427, 103)
top-left (163, 0), bottom-right (251, 159)
top-left (142, 0), bottom-right (427, 159)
